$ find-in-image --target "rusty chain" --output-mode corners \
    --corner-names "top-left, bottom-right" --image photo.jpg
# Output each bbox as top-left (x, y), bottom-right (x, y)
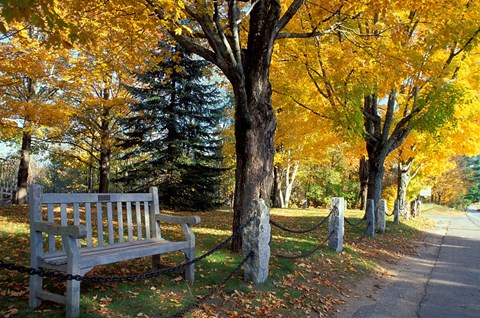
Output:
top-left (271, 230), bottom-right (335, 259)
top-left (0, 217), bottom-right (255, 282)
top-left (270, 210), bottom-right (333, 234)
top-left (168, 251), bottom-right (253, 318)
top-left (344, 216), bottom-right (366, 227)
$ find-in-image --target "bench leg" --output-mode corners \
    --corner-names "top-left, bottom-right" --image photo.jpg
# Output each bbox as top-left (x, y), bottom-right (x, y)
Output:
top-left (152, 254), bottom-right (161, 270)
top-left (66, 279), bottom-right (81, 318)
top-left (184, 248), bottom-right (195, 281)
top-left (29, 274), bottom-right (43, 308)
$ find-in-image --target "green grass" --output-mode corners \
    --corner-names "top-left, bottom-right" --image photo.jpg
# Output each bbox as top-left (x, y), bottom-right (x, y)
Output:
top-left (421, 203), bottom-right (467, 216)
top-left (0, 205), bottom-right (435, 317)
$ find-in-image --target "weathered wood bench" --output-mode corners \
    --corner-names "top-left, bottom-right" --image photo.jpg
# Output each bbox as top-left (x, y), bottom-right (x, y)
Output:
top-left (28, 185), bottom-right (200, 317)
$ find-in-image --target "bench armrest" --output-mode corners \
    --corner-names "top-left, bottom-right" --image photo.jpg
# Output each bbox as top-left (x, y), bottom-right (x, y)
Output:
top-left (156, 213), bottom-right (201, 226)
top-left (33, 221), bottom-right (87, 239)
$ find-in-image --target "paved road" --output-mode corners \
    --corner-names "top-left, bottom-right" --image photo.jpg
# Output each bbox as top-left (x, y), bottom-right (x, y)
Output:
top-left (342, 208), bottom-right (480, 318)
top-left (418, 209), bottom-right (480, 318)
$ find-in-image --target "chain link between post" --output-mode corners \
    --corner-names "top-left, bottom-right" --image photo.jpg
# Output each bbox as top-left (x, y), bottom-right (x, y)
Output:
top-left (270, 210), bottom-right (333, 234)
top-left (0, 217), bottom-right (255, 282)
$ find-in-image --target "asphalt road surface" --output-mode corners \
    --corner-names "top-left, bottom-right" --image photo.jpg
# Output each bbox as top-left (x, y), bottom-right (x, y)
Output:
top-left (340, 208), bottom-right (480, 318)
top-left (418, 208), bottom-right (480, 318)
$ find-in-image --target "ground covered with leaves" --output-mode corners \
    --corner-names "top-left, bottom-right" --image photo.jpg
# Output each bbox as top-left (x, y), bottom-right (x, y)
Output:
top-left (0, 204), bottom-right (434, 317)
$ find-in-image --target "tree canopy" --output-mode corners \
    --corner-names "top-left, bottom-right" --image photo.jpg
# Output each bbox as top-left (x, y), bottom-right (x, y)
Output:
top-left (1, 0), bottom-right (480, 221)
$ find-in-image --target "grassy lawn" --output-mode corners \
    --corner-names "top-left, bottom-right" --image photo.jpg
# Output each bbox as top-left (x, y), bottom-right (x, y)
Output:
top-left (421, 203), bottom-right (467, 216)
top-left (0, 204), bottom-right (437, 317)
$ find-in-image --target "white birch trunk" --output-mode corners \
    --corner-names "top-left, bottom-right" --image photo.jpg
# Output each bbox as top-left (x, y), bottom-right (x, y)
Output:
top-left (283, 162), bottom-right (299, 208)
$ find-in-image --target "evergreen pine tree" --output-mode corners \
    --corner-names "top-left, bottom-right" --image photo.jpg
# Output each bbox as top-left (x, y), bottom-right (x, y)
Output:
top-left (463, 156), bottom-right (480, 206)
top-left (119, 45), bottom-right (226, 210)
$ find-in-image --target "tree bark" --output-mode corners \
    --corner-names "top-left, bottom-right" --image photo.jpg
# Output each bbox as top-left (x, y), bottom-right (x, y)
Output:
top-left (98, 145), bottom-right (111, 193)
top-left (397, 162), bottom-right (410, 217)
top-left (16, 128), bottom-right (32, 204)
top-left (363, 89), bottom-right (413, 221)
top-left (358, 155), bottom-right (368, 210)
top-left (98, 88), bottom-right (111, 193)
top-left (231, 68), bottom-right (276, 251)
top-left (283, 162), bottom-right (298, 208)
top-left (273, 163), bottom-right (284, 208)
top-left (396, 157), bottom-right (422, 218)
top-left (87, 134), bottom-right (94, 193)
top-left (366, 154), bottom-right (386, 220)
top-left (397, 158), bottom-right (413, 215)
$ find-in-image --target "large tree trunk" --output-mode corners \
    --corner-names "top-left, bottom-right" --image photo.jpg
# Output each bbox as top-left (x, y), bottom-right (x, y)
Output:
top-left (228, 2), bottom-right (281, 252)
top-left (363, 89), bottom-right (414, 222)
top-left (98, 147), bottom-right (111, 193)
top-left (273, 163), bottom-right (284, 208)
top-left (397, 159), bottom-right (414, 217)
top-left (358, 155), bottom-right (369, 210)
top-left (397, 162), bottom-right (410, 216)
top-left (168, 0), bottom-right (304, 252)
top-left (283, 162), bottom-right (298, 208)
top-left (15, 128), bottom-right (32, 204)
top-left (98, 89), bottom-right (111, 193)
top-left (231, 72), bottom-right (276, 251)
top-left (396, 157), bottom-right (422, 218)
top-left (87, 135), bottom-right (94, 193)
top-left (366, 153), bottom-right (386, 220)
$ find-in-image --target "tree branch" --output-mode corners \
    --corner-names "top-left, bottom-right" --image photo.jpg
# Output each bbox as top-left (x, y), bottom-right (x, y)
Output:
top-left (382, 88), bottom-right (396, 144)
top-left (411, 162), bottom-right (423, 179)
top-left (275, 0), bottom-right (305, 39)
top-left (273, 89), bottom-right (331, 119)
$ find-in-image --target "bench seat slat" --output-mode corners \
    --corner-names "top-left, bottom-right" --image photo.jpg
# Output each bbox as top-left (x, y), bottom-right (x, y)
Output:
top-left (39, 239), bottom-right (190, 270)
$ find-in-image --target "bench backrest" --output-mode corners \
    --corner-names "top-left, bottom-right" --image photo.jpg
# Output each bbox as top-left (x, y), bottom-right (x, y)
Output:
top-left (0, 183), bottom-right (14, 199)
top-left (29, 185), bottom-right (161, 254)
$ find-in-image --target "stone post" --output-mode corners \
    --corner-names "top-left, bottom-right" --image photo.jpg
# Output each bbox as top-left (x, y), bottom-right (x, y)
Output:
top-left (366, 199), bottom-right (375, 238)
top-left (410, 200), bottom-right (417, 218)
top-left (377, 199), bottom-right (386, 234)
top-left (394, 199), bottom-right (400, 224)
top-left (242, 199), bottom-right (270, 284)
top-left (328, 197), bottom-right (345, 252)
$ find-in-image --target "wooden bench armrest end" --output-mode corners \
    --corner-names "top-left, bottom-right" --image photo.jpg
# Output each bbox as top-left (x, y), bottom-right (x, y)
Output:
top-left (33, 221), bottom-right (87, 239)
top-left (156, 213), bottom-right (201, 226)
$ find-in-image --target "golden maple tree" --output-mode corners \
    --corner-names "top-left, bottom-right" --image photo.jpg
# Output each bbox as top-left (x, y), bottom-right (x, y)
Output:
top-left (0, 22), bottom-right (75, 203)
top-left (272, 1), bottom-right (480, 217)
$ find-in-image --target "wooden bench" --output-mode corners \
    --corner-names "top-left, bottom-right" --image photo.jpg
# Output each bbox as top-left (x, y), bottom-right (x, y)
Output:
top-left (28, 185), bottom-right (200, 317)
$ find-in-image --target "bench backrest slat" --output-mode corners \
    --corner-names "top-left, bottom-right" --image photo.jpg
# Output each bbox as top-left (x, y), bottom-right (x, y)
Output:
top-left (117, 202), bottom-right (124, 243)
top-left (73, 203), bottom-right (80, 225)
top-left (60, 204), bottom-right (67, 226)
top-left (29, 185), bottom-right (161, 254)
top-left (73, 203), bottom-right (81, 248)
top-left (96, 202), bottom-right (104, 246)
top-left (144, 201), bottom-right (150, 239)
top-left (107, 202), bottom-right (114, 245)
top-left (60, 204), bottom-right (67, 251)
top-left (126, 202), bottom-right (133, 241)
top-left (85, 203), bottom-right (93, 247)
top-left (135, 201), bottom-right (142, 240)
top-left (40, 193), bottom-right (153, 204)
top-left (47, 204), bottom-right (55, 252)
